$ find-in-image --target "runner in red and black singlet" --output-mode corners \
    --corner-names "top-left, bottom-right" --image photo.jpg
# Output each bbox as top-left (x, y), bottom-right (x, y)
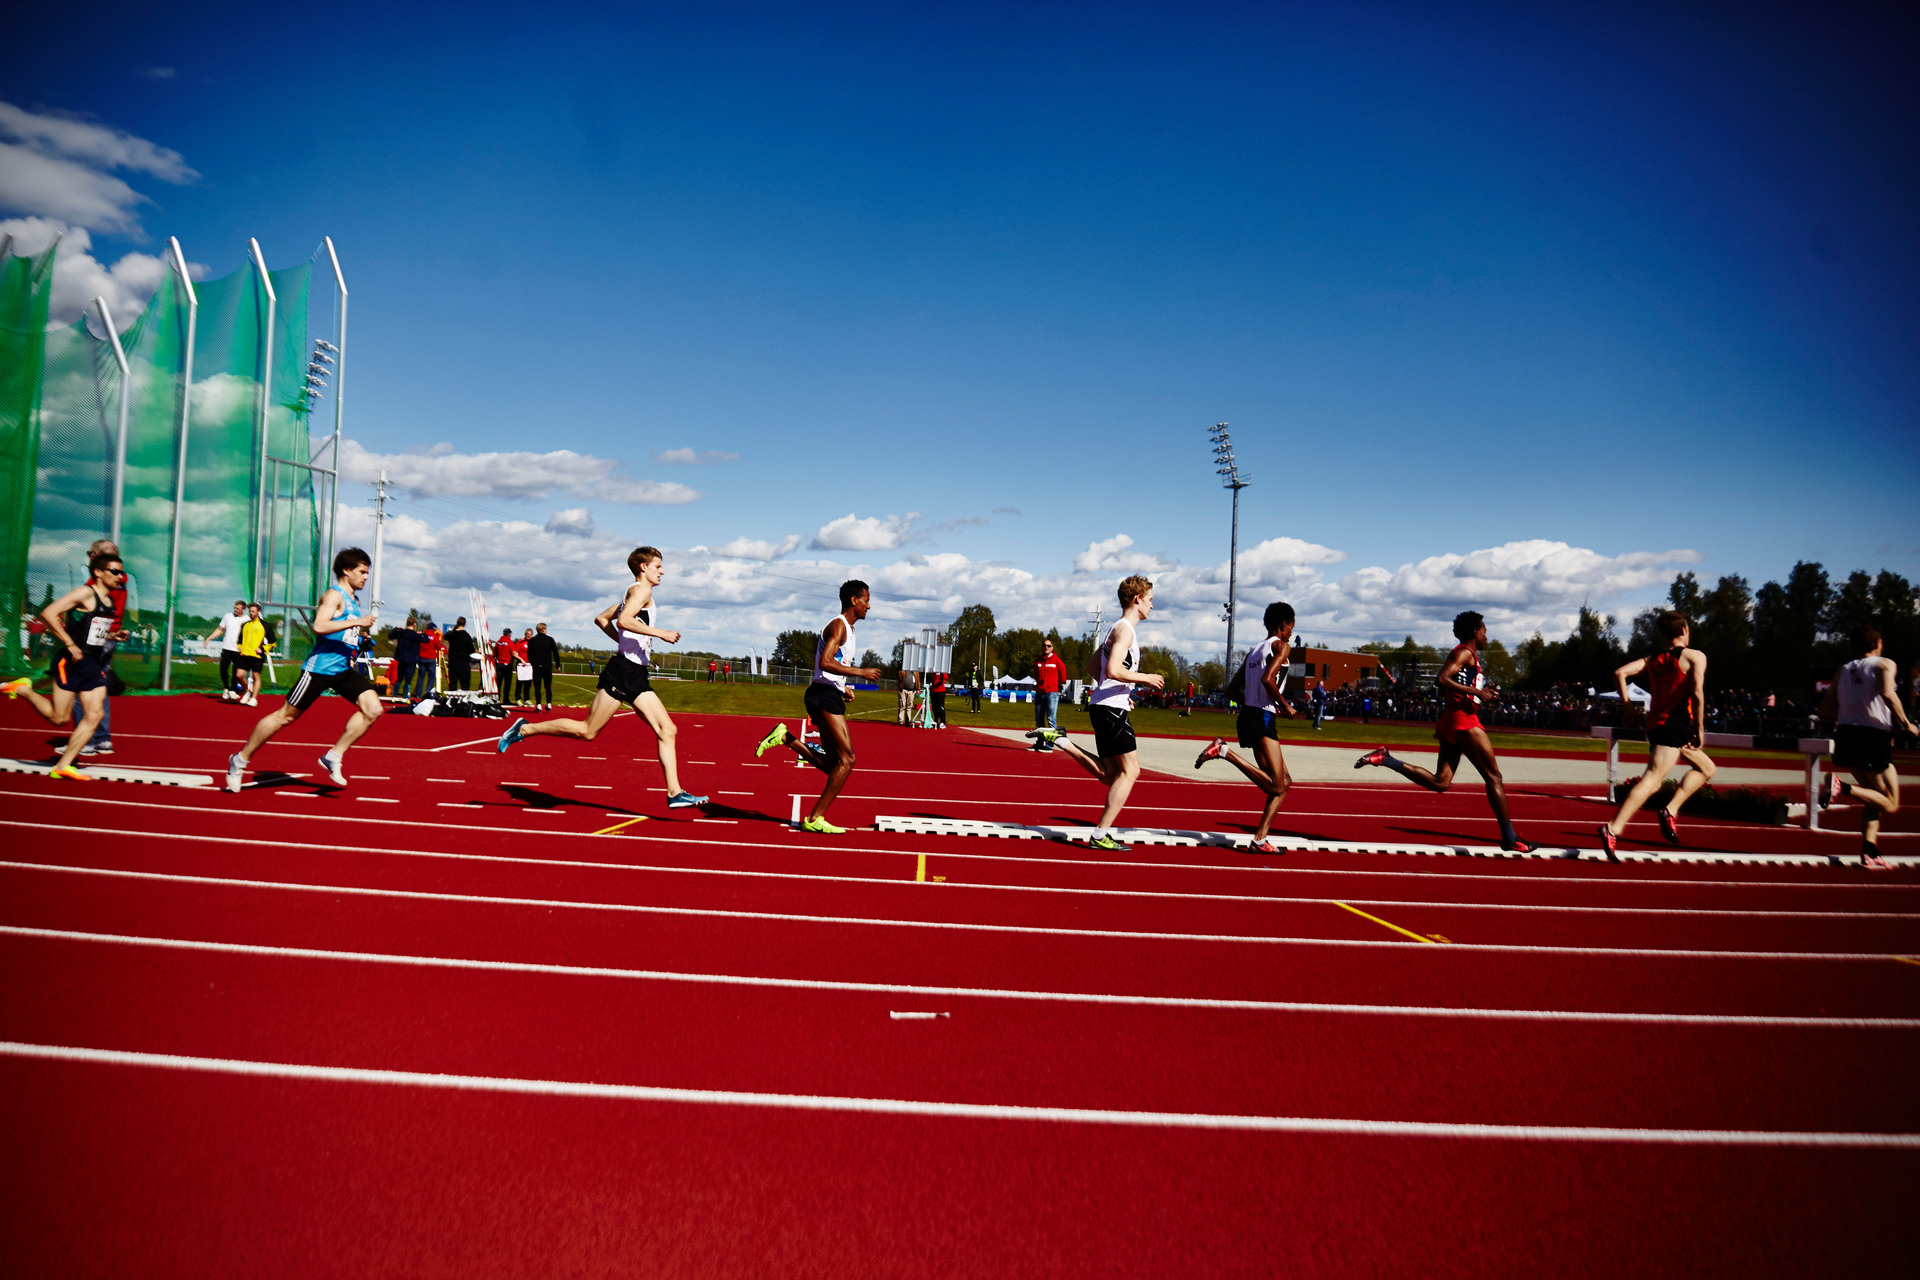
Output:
top-left (1354, 609), bottom-right (1536, 853)
top-left (1595, 610), bottom-right (1715, 860)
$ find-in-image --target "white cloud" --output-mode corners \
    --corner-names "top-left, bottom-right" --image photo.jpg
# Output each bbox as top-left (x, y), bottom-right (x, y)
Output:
top-left (2, 216), bottom-right (206, 330)
top-left (338, 438), bottom-right (701, 505)
top-left (693, 533), bottom-right (803, 561)
top-left (811, 511), bottom-right (919, 552)
top-left (653, 447), bottom-right (739, 465)
top-left (1073, 533), bottom-right (1164, 574)
top-left (0, 101), bottom-right (196, 235)
top-left (545, 508), bottom-right (596, 535)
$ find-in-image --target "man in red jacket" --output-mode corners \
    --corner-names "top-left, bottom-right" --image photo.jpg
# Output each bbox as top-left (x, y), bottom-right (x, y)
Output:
top-left (493, 628), bottom-right (516, 702)
top-left (1031, 638), bottom-right (1070, 751)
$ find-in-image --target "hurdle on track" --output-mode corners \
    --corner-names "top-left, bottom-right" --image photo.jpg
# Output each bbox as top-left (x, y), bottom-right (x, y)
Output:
top-left (1589, 725), bottom-right (1834, 830)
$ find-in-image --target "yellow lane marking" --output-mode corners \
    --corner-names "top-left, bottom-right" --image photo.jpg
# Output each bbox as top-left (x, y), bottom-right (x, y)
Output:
top-left (916, 851), bottom-right (927, 883)
top-left (1335, 900), bottom-right (1444, 945)
top-left (1893, 956), bottom-right (1920, 968)
top-left (594, 816), bottom-right (649, 836)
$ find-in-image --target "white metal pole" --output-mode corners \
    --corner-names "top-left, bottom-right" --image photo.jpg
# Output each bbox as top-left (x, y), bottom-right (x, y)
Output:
top-left (93, 298), bottom-right (131, 546)
top-left (249, 238), bottom-right (276, 600)
top-left (325, 237), bottom-right (347, 564)
top-left (160, 237), bottom-right (198, 691)
top-left (370, 469), bottom-right (388, 615)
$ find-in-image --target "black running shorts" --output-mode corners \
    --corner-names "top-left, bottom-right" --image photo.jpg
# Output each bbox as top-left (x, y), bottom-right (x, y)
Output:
top-left (234, 653), bottom-right (264, 673)
top-left (596, 654), bottom-right (653, 705)
top-left (803, 681), bottom-right (847, 771)
top-left (1089, 704), bottom-right (1137, 759)
top-left (1833, 724), bottom-right (1894, 773)
top-left (52, 653), bottom-right (108, 694)
top-left (1236, 705), bottom-right (1277, 750)
top-left (1645, 714), bottom-right (1697, 749)
top-left (287, 666), bottom-right (377, 711)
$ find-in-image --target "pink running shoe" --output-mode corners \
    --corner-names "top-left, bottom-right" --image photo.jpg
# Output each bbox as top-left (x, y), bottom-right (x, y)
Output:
top-left (1657, 809), bottom-right (1682, 846)
top-left (1194, 738), bottom-right (1226, 769)
top-left (1595, 825), bottom-right (1619, 863)
top-left (1247, 837), bottom-right (1283, 855)
top-left (1863, 852), bottom-right (1893, 872)
top-left (1821, 774), bottom-right (1844, 808)
top-left (1354, 748), bottom-right (1389, 769)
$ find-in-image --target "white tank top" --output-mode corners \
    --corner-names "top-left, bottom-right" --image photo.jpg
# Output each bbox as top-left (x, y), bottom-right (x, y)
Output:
top-left (813, 614), bottom-right (856, 691)
top-left (616, 588), bottom-right (652, 666)
top-left (1836, 657), bottom-right (1893, 729)
top-left (1243, 637), bottom-right (1286, 709)
top-left (1091, 620), bottom-right (1138, 708)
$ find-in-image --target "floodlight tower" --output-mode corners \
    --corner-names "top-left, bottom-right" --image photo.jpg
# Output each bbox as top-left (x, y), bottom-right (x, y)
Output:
top-left (1207, 422), bottom-right (1250, 675)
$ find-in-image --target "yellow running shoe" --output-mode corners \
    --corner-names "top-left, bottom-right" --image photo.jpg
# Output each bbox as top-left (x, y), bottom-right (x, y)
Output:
top-left (755, 723), bottom-right (788, 758)
top-left (49, 764), bottom-right (93, 781)
top-left (1, 677), bottom-right (29, 698)
top-left (799, 814), bottom-right (846, 834)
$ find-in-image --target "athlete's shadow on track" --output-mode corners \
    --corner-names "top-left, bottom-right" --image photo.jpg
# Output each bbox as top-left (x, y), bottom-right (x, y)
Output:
top-left (489, 786), bottom-right (775, 824)
top-left (1391, 825), bottom-right (1506, 847)
top-left (244, 770), bottom-right (326, 793)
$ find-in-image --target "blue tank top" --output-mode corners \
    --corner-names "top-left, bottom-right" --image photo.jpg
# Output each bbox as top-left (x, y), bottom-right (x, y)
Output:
top-left (304, 589), bottom-right (364, 675)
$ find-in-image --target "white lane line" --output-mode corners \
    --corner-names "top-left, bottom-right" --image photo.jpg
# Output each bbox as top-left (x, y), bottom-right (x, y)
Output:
top-left (0, 819), bottom-right (1898, 922)
top-left (431, 736), bottom-right (504, 752)
top-left (2, 801), bottom-right (1911, 901)
top-left (7, 926), bottom-right (1913, 1028)
top-left (436, 802), bottom-right (479, 809)
top-left (355, 776), bottom-right (391, 781)
top-left (579, 785), bottom-right (613, 790)
top-left (3, 1042), bottom-right (1910, 1147)
top-left (0, 860), bottom-right (1904, 961)
top-left (582, 756), bottom-right (606, 760)
top-left (357, 797), bottom-right (399, 804)
top-left (720, 791), bottom-right (755, 796)
top-left (427, 778), bottom-right (464, 784)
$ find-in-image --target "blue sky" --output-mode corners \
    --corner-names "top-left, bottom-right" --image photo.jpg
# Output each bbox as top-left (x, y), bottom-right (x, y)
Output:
top-left (3, 1), bottom-right (1915, 659)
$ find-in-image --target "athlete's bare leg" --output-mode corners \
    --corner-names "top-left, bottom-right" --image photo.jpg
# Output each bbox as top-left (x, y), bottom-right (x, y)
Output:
top-left (1051, 737), bottom-right (1138, 828)
top-left (1455, 728), bottom-right (1516, 831)
top-left (330, 689), bottom-right (386, 758)
top-left (1841, 765), bottom-right (1901, 850)
top-left (1222, 738), bottom-right (1292, 838)
top-left (1666, 745), bottom-right (1716, 812)
top-left (12, 682), bottom-right (73, 728)
top-left (236, 701), bottom-right (304, 763)
top-left (807, 712), bottom-right (857, 821)
top-left (629, 691), bottom-right (684, 795)
top-left (1378, 741), bottom-right (1462, 793)
top-left (520, 690), bottom-right (624, 742)
top-left (1606, 743), bottom-right (1683, 836)
top-left (52, 687), bottom-right (105, 770)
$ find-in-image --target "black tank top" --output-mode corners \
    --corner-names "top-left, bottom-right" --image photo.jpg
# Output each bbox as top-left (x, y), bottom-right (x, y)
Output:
top-left (67, 587), bottom-right (117, 660)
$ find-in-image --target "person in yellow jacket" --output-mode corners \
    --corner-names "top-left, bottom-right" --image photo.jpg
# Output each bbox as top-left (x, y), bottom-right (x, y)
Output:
top-left (235, 603), bottom-right (272, 707)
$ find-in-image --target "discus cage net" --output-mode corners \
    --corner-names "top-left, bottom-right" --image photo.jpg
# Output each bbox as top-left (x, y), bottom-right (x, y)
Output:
top-left (0, 233), bottom-right (347, 688)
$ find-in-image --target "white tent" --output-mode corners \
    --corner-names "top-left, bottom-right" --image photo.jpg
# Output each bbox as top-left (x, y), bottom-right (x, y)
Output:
top-left (1598, 685), bottom-right (1653, 706)
top-left (996, 675), bottom-right (1037, 686)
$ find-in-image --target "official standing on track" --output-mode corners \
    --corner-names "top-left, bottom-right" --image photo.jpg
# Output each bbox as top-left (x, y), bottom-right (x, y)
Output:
top-left (493, 628), bottom-right (516, 703)
top-left (446, 617), bottom-right (475, 692)
top-left (235, 603), bottom-right (269, 707)
top-left (392, 613), bottom-right (422, 702)
top-left (1032, 638), bottom-right (1069, 750)
top-left (528, 623), bottom-right (558, 710)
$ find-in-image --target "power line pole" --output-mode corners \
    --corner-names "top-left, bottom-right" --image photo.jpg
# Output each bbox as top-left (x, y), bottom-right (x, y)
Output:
top-left (1207, 422), bottom-right (1250, 674)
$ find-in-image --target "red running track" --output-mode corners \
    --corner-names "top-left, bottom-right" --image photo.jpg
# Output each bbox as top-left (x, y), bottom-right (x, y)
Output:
top-left (2, 694), bottom-right (1916, 1277)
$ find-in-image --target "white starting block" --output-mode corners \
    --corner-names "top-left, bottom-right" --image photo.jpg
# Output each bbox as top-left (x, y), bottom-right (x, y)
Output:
top-left (0, 758), bottom-right (213, 787)
top-left (1590, 726), bottom-right (1833, 830)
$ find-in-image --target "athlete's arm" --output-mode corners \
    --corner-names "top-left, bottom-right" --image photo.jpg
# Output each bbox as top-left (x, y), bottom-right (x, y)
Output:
top-left (41, 584), bottom-right (98, 657)
top-left (1876, 657), bottom-right (1918, 736)
top-left (1818, 668), bottom-right (1842, 723)
top-left (622, 591), bottom-right (683, 652)
top-left (617, 586), bottom-right (680, 645)
top-left (1687, 649), bottom-right (1708, 743)
top-left (593, 601), bottom-right (621, 643)
top-left (1264, 641), bottom-right (1296, 715)
top-left (1436, 646), bottom-right (1481, 703)
top-left (310, 589), bottom-right (371, 636)
top-left (815, 617), bottom-right (881, 682)
top-left (1103, 622), bottom-right (1163, 690)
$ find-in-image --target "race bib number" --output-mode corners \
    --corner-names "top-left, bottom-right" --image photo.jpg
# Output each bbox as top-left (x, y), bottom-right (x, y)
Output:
top-left (86, 615), bottom-right (113, 647)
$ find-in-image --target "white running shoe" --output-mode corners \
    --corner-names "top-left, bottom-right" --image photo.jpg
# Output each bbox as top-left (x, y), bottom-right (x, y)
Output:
top-left (226, 753), bottom-right (246, 793)
top-left (318, 751), bottom-right (349, 787)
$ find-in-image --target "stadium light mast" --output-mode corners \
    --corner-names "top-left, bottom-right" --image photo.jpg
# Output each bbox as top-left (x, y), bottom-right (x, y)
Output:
top-left (160, 236), bottom-right (199, 692)
top-left (1207, 421), bottom-right (1250, 675)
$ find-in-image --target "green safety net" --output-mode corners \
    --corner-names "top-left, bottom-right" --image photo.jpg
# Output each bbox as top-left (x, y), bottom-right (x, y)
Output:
top-left (0, 239), bottom-right (56, 678)
top-left (16, 239), bottom-right (330, 686)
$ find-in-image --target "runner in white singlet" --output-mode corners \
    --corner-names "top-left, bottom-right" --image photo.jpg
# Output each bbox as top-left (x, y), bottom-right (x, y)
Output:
top-left (1026, 574), bottom-right (1163, 852)
top-left (756, 579), bottom-right (881, 833)
top-left (496, 546), bottom-right (708, 810)
top-left (1818, 624), bottom-right (1916, 870)
top-left (1193, 601), bottom-right (1299, 853)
